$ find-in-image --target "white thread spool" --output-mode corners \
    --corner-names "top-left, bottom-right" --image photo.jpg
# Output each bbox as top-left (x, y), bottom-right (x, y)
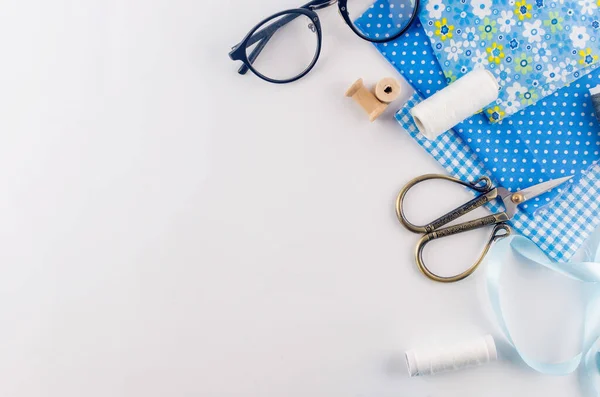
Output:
top-left (410, 68), bottom-right (499, 140)
top-left (405, 335), bottom-right (497, 377)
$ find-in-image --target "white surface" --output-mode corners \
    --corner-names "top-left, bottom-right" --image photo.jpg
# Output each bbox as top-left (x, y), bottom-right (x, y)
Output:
top-left (0, 1), bottom-right (588, 396)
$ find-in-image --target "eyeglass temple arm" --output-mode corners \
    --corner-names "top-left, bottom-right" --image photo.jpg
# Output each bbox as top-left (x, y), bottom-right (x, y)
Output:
top-left (304, 0), bottom-right (337, 10)
top-left (237, 12), bottom-right (303, 75)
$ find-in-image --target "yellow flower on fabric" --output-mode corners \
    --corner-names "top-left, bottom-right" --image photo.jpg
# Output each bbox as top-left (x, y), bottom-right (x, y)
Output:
top-left (515, 0), bottom-right (532, 20)
top-left (486, 42), bottom-right (504, 64)
top-left (486, 106), bottom-right (505, 122)
top-left (579, 48), bottom-right (599, 65)
top-left (434, 18), bottom-right (454, 41)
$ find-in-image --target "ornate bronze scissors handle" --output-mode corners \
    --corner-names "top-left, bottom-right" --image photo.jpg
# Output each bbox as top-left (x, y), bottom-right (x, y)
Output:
top-left (396, 174), bottom-right (572, 283)
top-left (396, 174), bottom-right (512, 283)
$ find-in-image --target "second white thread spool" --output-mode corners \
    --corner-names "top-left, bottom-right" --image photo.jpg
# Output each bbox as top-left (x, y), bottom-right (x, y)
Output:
top-left (410, 68), bottom-right (499, 140)
top-left (405, 334), bottom-right (497, 377)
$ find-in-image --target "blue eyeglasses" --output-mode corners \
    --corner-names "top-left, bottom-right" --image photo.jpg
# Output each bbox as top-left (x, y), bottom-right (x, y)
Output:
top-left (229, 0), bottom-right (420, 84)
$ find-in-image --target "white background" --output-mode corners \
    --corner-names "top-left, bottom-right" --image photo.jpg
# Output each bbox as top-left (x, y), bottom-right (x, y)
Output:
top-left (0, 1), bottom-right (591, 396)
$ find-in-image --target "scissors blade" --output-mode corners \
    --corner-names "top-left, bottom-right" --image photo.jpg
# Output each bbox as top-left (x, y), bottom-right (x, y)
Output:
top-left (499, 176), bottom-right (573, 218)
top-left (518, 175), bottom-right (573, 203)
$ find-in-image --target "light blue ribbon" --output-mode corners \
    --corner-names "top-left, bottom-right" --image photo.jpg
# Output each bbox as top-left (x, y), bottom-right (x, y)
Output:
top-left (486, 235), bottom-right (600, 394)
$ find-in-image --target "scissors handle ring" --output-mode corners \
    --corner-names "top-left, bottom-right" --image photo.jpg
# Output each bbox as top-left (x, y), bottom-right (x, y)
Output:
top-left (415, 223), bottom-right (511, 283)
top-left (395, 174), bottom-right (494, 233)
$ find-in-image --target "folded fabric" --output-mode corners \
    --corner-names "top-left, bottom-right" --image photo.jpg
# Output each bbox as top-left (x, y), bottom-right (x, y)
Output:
top-left (417, 0), bottom-right (600, 122)
top-left (354, 12), bottom-right (600, 215)
top-left (396, 92), bottom-right (600, 261)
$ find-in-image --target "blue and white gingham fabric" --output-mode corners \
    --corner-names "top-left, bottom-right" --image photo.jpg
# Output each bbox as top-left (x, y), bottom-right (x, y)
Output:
top-left (397, 92), bottom-right (600, 261)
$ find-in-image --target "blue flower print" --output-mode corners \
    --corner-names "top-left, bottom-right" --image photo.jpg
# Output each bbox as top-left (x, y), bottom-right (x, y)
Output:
top-left (532, 42), bottom-right (552, 63)
top-left (461, 27), bottom-right (480, 48)
top-left (525, 71), bottom-right (543, 88)
top-left (509, 38), bottom-right (520, 49)
top-left (593, 20), bottom-right (600, 30)
top-left (501, 98), bottom-right (522, 113)
top-left (506, 81), bottom-right (526, 101)
top-left (579, 0), bottom-right (597, 16)
top-left (471, 0), bottom-right (494, 20)
top-left (426, 0), bottom-right (445, 19)
top-left (548, 32), bottom-right (570, 52)
top-left (497, 10), bottom-right (517, 33)
top-left (540, 82), bottom-right (557, 97)
top-left (452, 4), bottom-right (475, 25)
top-left (560, 0), bottom-right (580, 21)
top-left (523, 20), bottom-right (545, 43)
top-left (535, 0), bottom-right (544, 8)
top-left (472, 48), bottom-right (491, 68)
top-left (456, 57), bottom-right (472, 75)
top-left (543, 64), bottom-right (565, 84)
top-left (559, 57), bottom-right (578, 76)
top-left (495, 63), bottom-right (513, 85)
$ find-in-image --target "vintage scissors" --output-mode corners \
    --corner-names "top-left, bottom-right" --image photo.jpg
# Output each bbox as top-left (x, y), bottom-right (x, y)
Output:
top-left (395, 174), bottom-right (573, 283)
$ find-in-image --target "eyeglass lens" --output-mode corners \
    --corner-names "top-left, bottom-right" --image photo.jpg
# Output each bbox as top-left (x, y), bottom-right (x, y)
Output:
top-left (347, 0), bottom-right (417, 41)
top-left (245, 12), bottom-right (320, 82)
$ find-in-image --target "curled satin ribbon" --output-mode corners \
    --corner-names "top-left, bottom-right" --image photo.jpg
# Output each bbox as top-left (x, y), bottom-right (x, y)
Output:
top-left (486, 235), bottom-right (600, 395)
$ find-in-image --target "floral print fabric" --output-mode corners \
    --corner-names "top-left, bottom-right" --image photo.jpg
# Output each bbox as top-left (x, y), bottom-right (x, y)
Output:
top-left (419, 0), bottom-right (600, 122)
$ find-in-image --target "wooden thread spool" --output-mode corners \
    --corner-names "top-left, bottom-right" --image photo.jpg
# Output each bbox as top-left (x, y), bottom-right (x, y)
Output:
top-left (345, 77), bottom-right (401, 122)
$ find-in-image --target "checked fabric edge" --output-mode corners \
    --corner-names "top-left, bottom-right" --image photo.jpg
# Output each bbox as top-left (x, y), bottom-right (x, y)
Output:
top-left (395, 92), bottom-right (600, 261)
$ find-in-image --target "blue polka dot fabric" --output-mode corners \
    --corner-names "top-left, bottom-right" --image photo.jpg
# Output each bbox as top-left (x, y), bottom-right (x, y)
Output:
top-left (354, 8), bottom-right (600, 214)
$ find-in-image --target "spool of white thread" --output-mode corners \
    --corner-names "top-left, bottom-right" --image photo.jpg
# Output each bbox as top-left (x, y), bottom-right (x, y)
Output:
top-left (405, 335), bottom-right (497, 377)
top-left (410, 68), bottom-right (499, 140)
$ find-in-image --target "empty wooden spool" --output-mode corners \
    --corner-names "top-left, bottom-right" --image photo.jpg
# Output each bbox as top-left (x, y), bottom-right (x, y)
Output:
top-left (345, 77), bottom-right (401, 122)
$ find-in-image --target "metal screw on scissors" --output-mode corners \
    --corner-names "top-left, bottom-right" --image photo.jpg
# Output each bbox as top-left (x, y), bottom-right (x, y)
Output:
top-left (395, 174), bottom-right (573, 283)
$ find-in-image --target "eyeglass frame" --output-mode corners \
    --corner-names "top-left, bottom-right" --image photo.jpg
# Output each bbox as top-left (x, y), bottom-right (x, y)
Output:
top-left (228, 0), bottom-right (420, 84)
